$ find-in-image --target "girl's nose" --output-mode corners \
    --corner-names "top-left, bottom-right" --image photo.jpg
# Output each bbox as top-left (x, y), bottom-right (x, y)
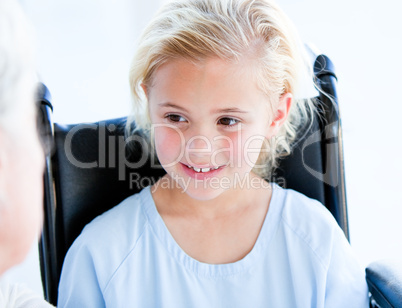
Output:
top-left (184, 123), bottom-right (217, 157)
top-left (186, 134), bottom-right (212, 156)
top-left (184, 125), bottom-right (232, 167)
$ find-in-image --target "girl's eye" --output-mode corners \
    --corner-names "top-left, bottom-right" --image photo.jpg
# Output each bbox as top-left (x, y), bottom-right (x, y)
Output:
top-left (166, 114), bottom-right (186, 122)
top-left (218, 117), bottom-right (239, 127)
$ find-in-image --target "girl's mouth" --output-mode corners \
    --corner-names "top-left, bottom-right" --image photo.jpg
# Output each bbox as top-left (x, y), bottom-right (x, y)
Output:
top-left (180, 163), bottom-right (226, 179)
top-left (184, 164), bottom-right (220, 173)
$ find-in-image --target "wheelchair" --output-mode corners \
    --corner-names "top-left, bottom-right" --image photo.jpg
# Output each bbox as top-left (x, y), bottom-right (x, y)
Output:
top-left (37, 53), bottom-right (402, 307)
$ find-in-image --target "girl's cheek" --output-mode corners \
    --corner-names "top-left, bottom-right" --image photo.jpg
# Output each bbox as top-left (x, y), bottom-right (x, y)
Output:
top-left (154, 127), bottom-right (185, 166)
top-left (211, 130), bottom-right (261, 169)
top-left (235, 131), bottom-right (264, 170)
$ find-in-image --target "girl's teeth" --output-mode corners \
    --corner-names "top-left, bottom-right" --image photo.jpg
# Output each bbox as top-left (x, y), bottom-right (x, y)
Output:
top-left (186, 165), bottom-right (220, 172)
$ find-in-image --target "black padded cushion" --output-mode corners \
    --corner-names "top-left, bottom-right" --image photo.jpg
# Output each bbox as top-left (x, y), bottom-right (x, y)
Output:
top-left (275, 118), bottom-right (325, 204)
top-left (366, 259), bottom-right (402, 308)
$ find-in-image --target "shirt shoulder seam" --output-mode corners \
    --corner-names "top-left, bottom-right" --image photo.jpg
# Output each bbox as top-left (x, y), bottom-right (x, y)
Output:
top-left (281, 213), bottom-right (331, 271)
top-left (101, 208), bottom-right (149, 294)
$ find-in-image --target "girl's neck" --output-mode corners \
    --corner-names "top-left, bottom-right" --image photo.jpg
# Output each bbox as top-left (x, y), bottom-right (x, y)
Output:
top-left (150, 174), bottom-right (273, 264)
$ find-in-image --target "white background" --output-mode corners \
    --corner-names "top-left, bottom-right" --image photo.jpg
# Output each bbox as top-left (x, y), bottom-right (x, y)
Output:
top-left (2, 0), bottom-right (401, 298)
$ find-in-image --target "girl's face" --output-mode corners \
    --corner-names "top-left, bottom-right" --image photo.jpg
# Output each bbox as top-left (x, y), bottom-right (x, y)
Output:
top-left (147, 57), bottom-right (290, 201)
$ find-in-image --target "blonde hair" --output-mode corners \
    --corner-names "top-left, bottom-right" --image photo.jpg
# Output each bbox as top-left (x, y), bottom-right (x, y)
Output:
top-left (128, 0), bottom-right (315, 178)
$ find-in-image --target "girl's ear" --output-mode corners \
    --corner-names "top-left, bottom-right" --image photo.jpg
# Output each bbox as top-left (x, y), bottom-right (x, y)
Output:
top-left (267, 92), bottom-right (292, 138)
top-left (141, 83), bottom-right (148, 99)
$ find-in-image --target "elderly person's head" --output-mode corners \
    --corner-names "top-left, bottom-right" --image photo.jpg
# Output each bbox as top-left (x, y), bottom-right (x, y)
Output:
top-left (0, 0), bottom-right (44, 274)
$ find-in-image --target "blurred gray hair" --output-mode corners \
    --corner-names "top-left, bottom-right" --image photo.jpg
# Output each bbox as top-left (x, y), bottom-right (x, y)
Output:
top-left (0, 0), bottom-right (36, 131)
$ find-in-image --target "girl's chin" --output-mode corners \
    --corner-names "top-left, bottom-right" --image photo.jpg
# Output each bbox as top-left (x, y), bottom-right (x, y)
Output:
top-left (181, 186), bottom-right (227, 201)
top-left (167, 176), bottom-right (228, 201)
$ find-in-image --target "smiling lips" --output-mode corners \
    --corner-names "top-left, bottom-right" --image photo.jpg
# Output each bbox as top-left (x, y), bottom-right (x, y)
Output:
top-left (184, 164), bottom-right (221, 173)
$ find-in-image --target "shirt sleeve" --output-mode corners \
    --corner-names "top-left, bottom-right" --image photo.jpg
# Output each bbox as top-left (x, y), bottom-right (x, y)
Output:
top-left (324, 225), bottom-right (370, 308)
top-left (57, 240), bottom-right (106, 308)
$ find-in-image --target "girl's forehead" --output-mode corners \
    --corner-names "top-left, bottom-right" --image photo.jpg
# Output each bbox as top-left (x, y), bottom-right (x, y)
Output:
top-left (152, 57), bottom-right (258, 91)
top-left (148, 57), bottom-right (273, 118)
top-left (158, 57), bottom-right (243, 76)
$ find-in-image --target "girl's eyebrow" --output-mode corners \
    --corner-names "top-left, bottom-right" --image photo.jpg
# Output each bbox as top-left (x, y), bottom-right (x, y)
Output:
top-left (158, 102), bottom-right (188, 112)
top-left (159, 102), bottom-right (248, 114)
top-left (213, 108), bottom-right (249, 114)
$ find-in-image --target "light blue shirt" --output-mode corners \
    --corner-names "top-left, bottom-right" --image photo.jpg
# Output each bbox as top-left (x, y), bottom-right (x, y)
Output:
top-left (58, 185), bottom-right (369, 307)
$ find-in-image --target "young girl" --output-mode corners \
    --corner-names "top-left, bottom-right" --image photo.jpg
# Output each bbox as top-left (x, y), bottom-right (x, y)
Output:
top-left (58, 0), bottom-right (369, 307)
